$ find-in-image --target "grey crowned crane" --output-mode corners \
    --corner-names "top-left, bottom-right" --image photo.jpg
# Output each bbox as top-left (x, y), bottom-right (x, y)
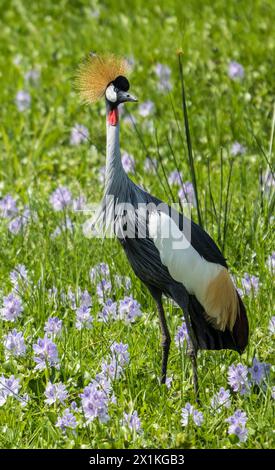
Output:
top-left (76, 54), bottom-right (249, 398)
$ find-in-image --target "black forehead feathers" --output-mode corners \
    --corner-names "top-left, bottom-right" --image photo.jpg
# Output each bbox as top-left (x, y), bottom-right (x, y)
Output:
top-left (113, 75), bottom-right (129, 91)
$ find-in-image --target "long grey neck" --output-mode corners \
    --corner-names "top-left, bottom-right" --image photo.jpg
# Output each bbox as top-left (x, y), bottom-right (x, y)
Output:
top-left (104, 104), bottom-right (127, 197)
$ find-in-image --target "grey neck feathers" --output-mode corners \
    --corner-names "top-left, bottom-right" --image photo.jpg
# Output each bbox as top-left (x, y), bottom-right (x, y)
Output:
top-left (92, 104), bottom-right (156, 237)
top-left (92, 105), bottom-right (129, 235)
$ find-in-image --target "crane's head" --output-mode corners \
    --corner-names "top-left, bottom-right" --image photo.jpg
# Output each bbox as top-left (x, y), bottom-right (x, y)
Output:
top-left (76, 53), bottom-right (137, 108)
top-left (105, 75), bottom-right (137, 107)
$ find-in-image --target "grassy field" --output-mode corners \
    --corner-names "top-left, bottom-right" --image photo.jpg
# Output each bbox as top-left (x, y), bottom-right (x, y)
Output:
top-left (0, 0), bottom-right (274, 449)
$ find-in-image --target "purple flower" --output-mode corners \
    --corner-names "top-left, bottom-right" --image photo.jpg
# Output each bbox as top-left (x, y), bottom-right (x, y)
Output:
top-left (118, 296), bottom-right (142, 323)
top-left (225, 410), bottom-right (248, 442)
top-left (51, 216), bottom-right (73, 239)
top-left (138, 101), bottom-right (155, 117)
top-left (101, 358), bottom-right (123, 381)
top-left (154, 63), bottom-right (172, 92)
top-left (81, 290), bottom-right (92, 308)
top-left (72, 194), bottom-right (86, 211)
top-left (168, 170), bottom-right (182, 186)
top-left (126, 55), bottom-right (135, 67)
top-left (227, 363), bottom-right (250, 395)
top-left (181, 403), bottom-right (193, 426)
top-left (65, 287), bottom-right (78, 309)
top-left (0, 375), bottom-right (21, 406)
top-left (18, 393), bottom-right (29, 408)
top-left (49, 187), bottom-right (72, 211)
top-left (8, 216), bottom-right (23, 234)
top-left (79, 340), bottom-right (131, 425)
top-left (71, 401), bottom-right (78, 411)
top-left (0, 194), bottom-right (18, 218)
top-left (239, 273), bottom-right (260, 296)
top-left (267, 252), bottom-right (275, 273)
top-left (249, 358), bottom-right (270, 386)
top-left (268, 316), bottom-right (275, 335)
top-left (25, 69), bottom-right (40, 84)
top-left (114, 275), bottom-right (131, 291)
top-left (229, 424), bottom-right (248, 442)
top-left (231, 142), bottom-right (246, 156)
top-left (75, 304), bottom-right (93, 330)
top-left (1, 293), bottom-right (23, 321)
top-left (56, 408), bottom-right (77, 431)
top-left (90, 263), bottom-right (110, 282)
top-left (122, 152), bottom-right (135, 173)
top-left (80, 382), bottom-right (110, 424)
top-left (8, 206), bottom-right (31, 235)
top-left (15, 90), bottom-right (31, 111)
top-left (23, 205), bottom-right (32, 220)
top-left (33, 336), bottom-right (59, 370)
top-left (98, 299), bottom-right (117, 322)
top-left (10, 264), bottom-right (28, 289)
top-left (178, 182), bottom-right (197, 207)
top-left (44, 317), bottom-right (63, 338)
top-left (3, 329), bottom-right (26, 358)
top-left (70, 124), bottom-right (89, 145)
top-left (226, 409), bottom-right (247, 427)
top-left (96, 278), bottom-right (112, 303)
top-left (123, 410), bottom-right (141, 433)
top-left (110, 342), bottom-right (130, 367)
top-left (228, 61), bottom-right (244, 80)
top-left (193, 409), bottom-right (204, 426)
top-left (93, 373), bottom-right (113, 396)
top-left (181, 402), bottom-right (204, 427)
top-left (174, 319), bottom-right (189, 348)
top-left (211, 387), bottom-right (231, 412)
top-left (45, 382), bottom-right (68, 405)
top-left (262, 170), bottom-right (275, 194)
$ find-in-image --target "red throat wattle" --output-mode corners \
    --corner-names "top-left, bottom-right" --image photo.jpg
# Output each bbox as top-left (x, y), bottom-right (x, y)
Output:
top-left (108, 108), bottom-right (119, 126)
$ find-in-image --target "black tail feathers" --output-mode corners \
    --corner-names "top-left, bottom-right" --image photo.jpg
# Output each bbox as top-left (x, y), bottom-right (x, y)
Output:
top-left (188, 292), bottom-right (249, 353)
top-left (232, 292), bottom-right (249, 352)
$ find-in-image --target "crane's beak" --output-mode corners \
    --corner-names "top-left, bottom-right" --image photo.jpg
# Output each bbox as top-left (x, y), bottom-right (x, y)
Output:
top-left (126, 93), bottom-right (138, 103)
top-left (117, 90), bottom-right (138, 103)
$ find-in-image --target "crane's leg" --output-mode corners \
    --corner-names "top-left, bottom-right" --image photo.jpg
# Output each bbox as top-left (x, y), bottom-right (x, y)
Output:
top-left (148, 286), bottom-right (171, 384)
top-left (171, 286), bottom-right (199, 402)
top-left (183, 308), bottom-right (199, 401)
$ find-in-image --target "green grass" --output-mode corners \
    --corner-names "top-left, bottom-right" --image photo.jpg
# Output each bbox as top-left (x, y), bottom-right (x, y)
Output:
top-left (0, 0), bottom-right (274, 449)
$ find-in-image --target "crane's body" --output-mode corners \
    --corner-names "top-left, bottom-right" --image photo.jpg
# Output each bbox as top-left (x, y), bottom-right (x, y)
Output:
top-left (77, 54), bottom-right (249, 397)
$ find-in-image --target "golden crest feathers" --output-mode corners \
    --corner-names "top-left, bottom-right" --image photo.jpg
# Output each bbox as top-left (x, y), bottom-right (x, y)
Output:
top-left (75, 53), bottom-right (130, 104)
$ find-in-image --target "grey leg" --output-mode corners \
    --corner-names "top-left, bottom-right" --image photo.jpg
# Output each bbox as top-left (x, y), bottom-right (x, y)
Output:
top-left (148, 286), bottom-right (171, 384)
top-left (156, 297), bottom-right (171, 384)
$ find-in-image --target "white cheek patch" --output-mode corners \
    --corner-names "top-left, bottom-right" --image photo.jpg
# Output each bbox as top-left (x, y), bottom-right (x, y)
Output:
top-left (106, 84), bottom-right (117, 103)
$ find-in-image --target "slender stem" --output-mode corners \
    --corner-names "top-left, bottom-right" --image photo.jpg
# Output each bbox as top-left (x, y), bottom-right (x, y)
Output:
top-left (166, 136), bottom-right (184, 212)
top-left (154, 128), bottom-right (176, 204)
top-left (178, 53), bottom-right (203, 228)
top-left (206, 156), bottom-right (218, 229)
top-left (218, 147), bottom-right (224, 245)
top-left (222, 159), bottom-right (234, 253)
top-left (127, 110), bottom-right (172, 200)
